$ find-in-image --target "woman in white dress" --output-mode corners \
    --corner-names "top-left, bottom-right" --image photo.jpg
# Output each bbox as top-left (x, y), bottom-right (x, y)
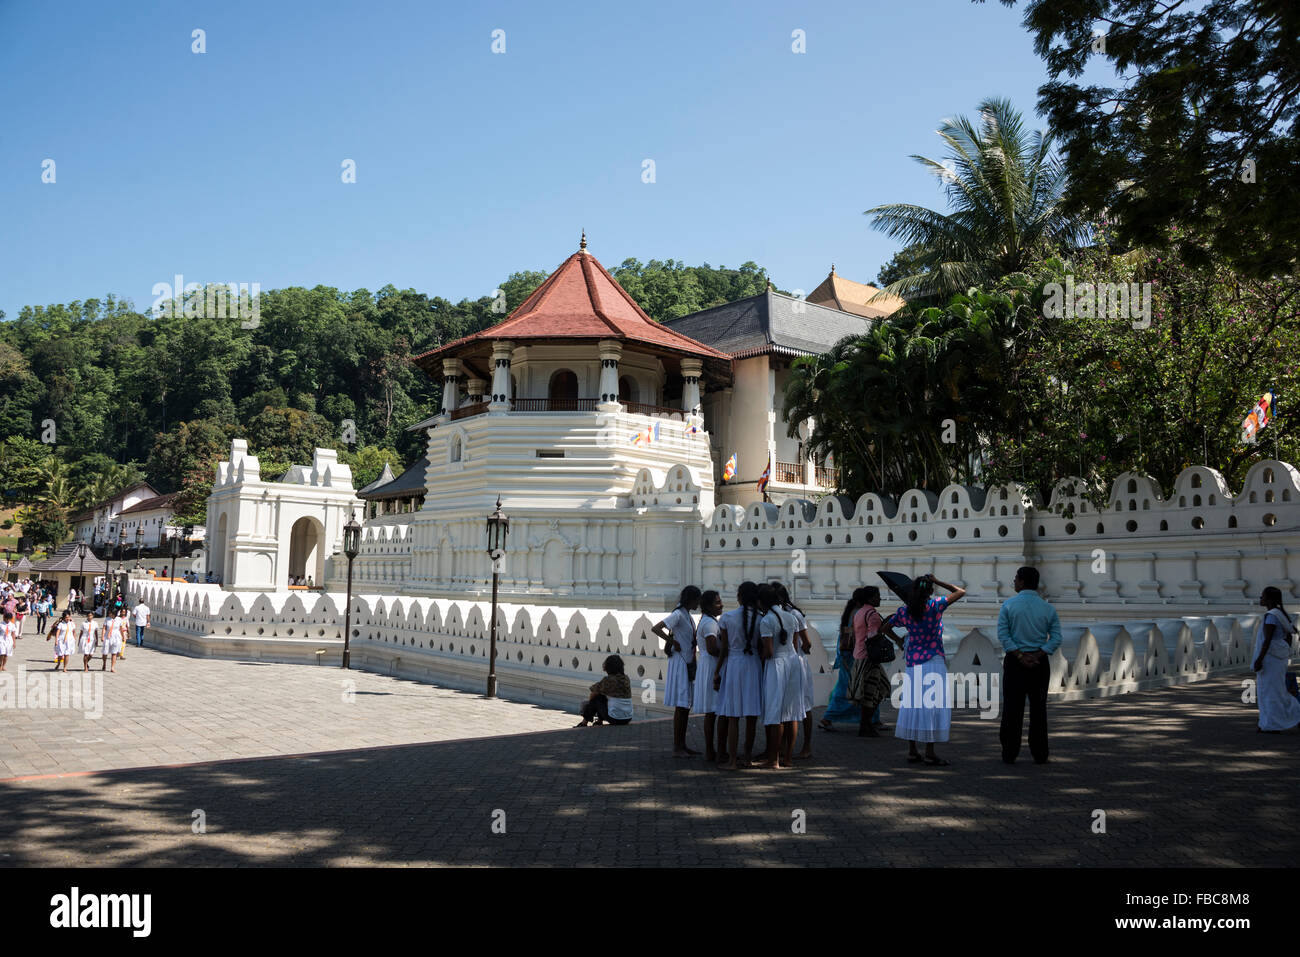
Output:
top-left (756, 583), bottom-right (804, 769)
top-left (0, 612), bottom-right (15, 671)
top-left (102, 610), bottom-right (125, 672)
top-left (1254, 586), bottom-right (1300, 733)
top-left (652, 586), bottom-right (701, 757)
top-left (692, 590), bottom-right (725, 761)
top-left (775, 583), bottom-right (816, 759)
top-left (714, 581), bottom-right (764, 769)
top-left (78, 612), bottom-right (101, 672)
top-left (47, 611), bottom-right (76, 672)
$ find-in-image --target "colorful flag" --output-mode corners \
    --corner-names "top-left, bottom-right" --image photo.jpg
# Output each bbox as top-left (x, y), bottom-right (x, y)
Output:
top-left (1242, 391), bottom-right (1276, 444)
top-left (722, 454), bottom-right (737, 482)
top-left (757, 458), bottom-right (771, 493)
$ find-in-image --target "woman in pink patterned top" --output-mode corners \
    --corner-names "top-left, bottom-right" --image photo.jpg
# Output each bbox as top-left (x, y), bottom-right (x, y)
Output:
top-left (880, 573), bottom-right (965, 766)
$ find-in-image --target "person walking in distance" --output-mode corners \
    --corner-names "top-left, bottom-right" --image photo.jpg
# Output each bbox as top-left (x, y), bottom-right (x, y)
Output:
top-left (132, 597), bottom-right (150, 647)
top-left (996, 566), bottom-right (1062, 764)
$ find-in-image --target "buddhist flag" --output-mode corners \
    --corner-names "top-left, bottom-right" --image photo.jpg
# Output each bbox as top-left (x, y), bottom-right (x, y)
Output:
top-left (722, 453), bottom-right (737, 482)
top-left (757, 458), bottom-right (771, 493)
top-left (1242, 391), bottom-right (1276, 444)
top-left (632, 422), bottom-right (662, 446)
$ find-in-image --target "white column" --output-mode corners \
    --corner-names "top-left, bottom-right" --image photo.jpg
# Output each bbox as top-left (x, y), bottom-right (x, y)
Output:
top-left (466, 377), bottom-right (486, 405)
top-left (489, 341), bottom-right (514, 411)
top-left (681, 357), bottom-right (703, 414)
top-left (598, 339), bottom-right (623, 411)
top-left (441, 358), bottom-right (463, 414)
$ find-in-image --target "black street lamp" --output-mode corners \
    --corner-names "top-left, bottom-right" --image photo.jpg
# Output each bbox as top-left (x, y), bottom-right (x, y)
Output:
top-left (75, 542), bottom-right (89, 611)
top-left (484, 495), bottom-right (510, 698)
top-left (341, 515), bottom-right (361, 669)
top-left (169, 532), bottom-right (181, 583)
top-left (113, 530), bottom-right (126, 608)
top-left (134, 525), bottom-right (143, 568)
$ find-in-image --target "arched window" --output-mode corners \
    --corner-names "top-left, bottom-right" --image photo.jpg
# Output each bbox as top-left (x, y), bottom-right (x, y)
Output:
top-left (450, 434), bottom-right (463, 463)
top-left (618, 376), bottom-right (638, 404)
top-left (549, 369), bottom-right (579, 409)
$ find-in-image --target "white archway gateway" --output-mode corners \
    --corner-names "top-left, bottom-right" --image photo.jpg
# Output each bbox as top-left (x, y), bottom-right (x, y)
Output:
top-left (205, 440), bottom-right (361, 591)
top-left (288, 516), bottom-right (325, 585)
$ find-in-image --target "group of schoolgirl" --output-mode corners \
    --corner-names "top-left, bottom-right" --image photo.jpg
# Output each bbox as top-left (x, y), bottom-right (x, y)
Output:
top-left (0, 608), bottom-right (129, 673)
top-left (652, 580), bottom-right (815, 770)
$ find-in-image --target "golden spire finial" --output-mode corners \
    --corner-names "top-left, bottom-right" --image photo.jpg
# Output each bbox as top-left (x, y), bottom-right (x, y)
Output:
top-left (579, 228), bottom-right (587, 251)
top-left (830, 263), bottom-right (836, 275)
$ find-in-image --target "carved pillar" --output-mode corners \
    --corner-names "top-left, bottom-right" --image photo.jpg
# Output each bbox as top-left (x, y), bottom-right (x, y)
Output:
top-left (681, 357), bottom-right (703, 414)
top-left (441, 358), bottom-right (463, 414)
top-left (598, 339), bottom-right (623, 411)
top-left (489, 341), bottom-right (514, 411)
top-left (466, 377), bottom-right (486, 405)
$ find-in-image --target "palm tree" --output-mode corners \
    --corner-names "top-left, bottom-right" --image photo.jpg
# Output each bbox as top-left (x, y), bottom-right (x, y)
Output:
top-left (866, 98), bottom-right (1088, 302)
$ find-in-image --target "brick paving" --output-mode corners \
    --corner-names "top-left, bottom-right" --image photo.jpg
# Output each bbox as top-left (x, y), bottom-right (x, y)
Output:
top-left (0, 615), bottom-right (1294, 866)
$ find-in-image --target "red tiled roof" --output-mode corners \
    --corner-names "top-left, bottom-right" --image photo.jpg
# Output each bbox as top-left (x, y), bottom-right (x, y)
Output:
top-left (413, 247), bottom-right (732, 369)
top-left (117, 492), bottom-right (179, 516)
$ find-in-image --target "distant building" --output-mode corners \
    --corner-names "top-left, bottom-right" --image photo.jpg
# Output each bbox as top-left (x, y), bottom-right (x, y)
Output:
top-left (118, 492), bottom-right (205, 548)
top-left (805, 264), bottom-right (906, 319)
top-left (358, 458), bottom-right (428, 519)
top-left (662, 278), bottom-right (895, 506)
top-left (69, 483), bottom-right (160, 546)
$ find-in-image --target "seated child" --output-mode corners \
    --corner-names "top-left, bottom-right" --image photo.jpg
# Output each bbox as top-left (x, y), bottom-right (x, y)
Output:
top-left (577, 654), bottom-right (634, 727)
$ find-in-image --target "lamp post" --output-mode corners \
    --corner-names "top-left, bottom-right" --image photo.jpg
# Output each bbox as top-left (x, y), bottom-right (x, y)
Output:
top-left (114, 530), bottom-right (126, 610)
top-left (134, 525), bottom-right (143, 569)
top-left (484, 495), bottom-right (509, 698)
top-left (341, 515), bottom-right (361, 669)
top-left (169, 532), bottom-right (181, 584)
top-left (75, 542), bottom-right (88, 611)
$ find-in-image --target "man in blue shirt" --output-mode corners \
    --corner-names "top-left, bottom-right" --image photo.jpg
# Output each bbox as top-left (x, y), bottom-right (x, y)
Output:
top-left (997, 566), bottom-right (1062, 765)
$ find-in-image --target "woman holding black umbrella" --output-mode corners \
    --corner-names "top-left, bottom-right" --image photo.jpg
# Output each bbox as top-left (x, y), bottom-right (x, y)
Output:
top-left (880, 572), bottom-right (965, 766)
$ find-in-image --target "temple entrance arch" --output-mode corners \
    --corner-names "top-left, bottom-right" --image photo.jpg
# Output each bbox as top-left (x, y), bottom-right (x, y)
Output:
top-left (287, 516), bottom-right (326, 586)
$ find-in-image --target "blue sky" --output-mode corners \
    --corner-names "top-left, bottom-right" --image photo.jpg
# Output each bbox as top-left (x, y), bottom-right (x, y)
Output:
top-left (1, 0), bottom-right (1102, 319)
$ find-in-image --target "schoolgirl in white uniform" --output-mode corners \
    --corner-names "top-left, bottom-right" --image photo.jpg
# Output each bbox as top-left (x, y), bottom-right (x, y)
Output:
top-left (47, 611), bottom-right (76, 672)
top-left (776, 583), bottom-right (816, 758)
top-left (757, 583), bottom-right (804, 768)
top-left (102, 611), bottom-right (125, 671)
top-left (714, 581), bottom-right (764, 769)
top-left (0, 612), bottom-right (15, 670)
top-left (692, 590), bottom-right (725, 762)
top-left (652, 586), bottom-right (701, 757)
top-left (78, 613), bottom-right (101, 671)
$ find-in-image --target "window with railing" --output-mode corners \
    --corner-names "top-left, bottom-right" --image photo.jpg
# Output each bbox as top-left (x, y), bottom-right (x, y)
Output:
top-left (816, 465), bottom-right (840, 488)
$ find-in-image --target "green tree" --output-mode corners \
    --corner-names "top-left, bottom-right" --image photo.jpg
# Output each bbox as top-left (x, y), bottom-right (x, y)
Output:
top-left (865, 98), bottom-right (1088, 301)
top-left (991, 0), bottom-right (1300, 278)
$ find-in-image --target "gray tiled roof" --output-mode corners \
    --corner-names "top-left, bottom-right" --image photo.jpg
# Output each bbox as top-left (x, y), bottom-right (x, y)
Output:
top-left (662, 291), bottom-right (876, 357)
top-left (358, 457), bottom-right (429, 500)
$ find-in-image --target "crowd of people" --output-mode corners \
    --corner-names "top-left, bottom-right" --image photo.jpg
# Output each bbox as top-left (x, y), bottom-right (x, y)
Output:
top-left (575, 567), bottom-right (1300, 764)
top-left (1, 576), bottom-right (152, 673)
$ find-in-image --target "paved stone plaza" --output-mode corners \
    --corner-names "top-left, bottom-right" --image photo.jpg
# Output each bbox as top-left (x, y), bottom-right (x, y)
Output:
top-left (0, 616), bottom-right (1293, 867)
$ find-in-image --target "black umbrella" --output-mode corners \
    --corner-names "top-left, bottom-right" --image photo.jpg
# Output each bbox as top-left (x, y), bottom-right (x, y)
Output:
top-left (877, 570), bottom-right (916, 603)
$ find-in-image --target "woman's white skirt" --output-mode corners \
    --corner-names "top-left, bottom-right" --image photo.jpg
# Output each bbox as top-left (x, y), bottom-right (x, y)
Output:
top-left (693, 653), bottom-right (719, 713)
top-left (717, 653), bottom-right (763, 717)
top-left (663, 655), bottom-right (693, 709)
top-left (763, 656), bottom-right (804, 725)
top-left (53, 636), bottom-right (73, 656)
top-left (78, 635), bottom-right (96, 656)
top-left (894, 657), bottom-right (952, 743)
top-left (799, 654), bottom-right (815, 713)
top-left (1255, 642), bottom-right (1300, 732)
top-left (104, 634), bottom-right (123, 656)
top-left (0, 635), bottom-right (12, 656)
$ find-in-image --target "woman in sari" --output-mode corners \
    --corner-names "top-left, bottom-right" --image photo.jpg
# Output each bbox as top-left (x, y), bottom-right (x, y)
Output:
top-left (1254, 586), bottom-right (1300, 733)
top-left (819, 590), bottom-right (863, 731)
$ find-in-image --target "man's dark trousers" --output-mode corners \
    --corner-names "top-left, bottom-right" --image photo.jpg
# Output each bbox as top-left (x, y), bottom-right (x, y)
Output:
top-left (1000, 653), bottom-right (1049, 762)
